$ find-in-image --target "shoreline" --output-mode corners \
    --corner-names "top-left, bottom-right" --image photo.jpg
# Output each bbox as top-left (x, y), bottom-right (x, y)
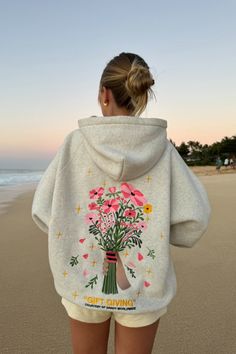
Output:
top-left (0, 182), bottom-right (38, 215)
top-left (0, 166), bottom-right (235, 215)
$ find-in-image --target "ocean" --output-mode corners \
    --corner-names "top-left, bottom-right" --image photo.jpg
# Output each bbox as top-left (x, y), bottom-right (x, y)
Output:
top-left (0, 169), bottom-right (45, 214)
top-left (0, 169), bottom-right (44, 187)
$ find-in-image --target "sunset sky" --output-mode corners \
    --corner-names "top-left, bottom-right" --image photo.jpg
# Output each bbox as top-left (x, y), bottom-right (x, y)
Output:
top-left (0, 0), bottom-right (235, 169)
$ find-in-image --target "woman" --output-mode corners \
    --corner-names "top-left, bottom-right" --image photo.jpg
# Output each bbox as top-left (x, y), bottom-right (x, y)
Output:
top-left (32, 52), bottom-right (211, 354)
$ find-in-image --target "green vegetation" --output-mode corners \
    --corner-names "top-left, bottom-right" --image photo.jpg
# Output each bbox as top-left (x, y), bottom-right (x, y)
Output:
top-left (170, 136), bottom-right (236, 166)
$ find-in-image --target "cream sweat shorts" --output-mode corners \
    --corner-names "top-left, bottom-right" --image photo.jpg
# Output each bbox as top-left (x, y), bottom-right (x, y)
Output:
top-left (61, 297), bottom-right (167, 328)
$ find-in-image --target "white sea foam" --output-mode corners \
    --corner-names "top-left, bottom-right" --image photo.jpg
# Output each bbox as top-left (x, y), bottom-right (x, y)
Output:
top-left (0, 169), bottom-right (44, 215)
top-left (0, 169), bottom-right (44, 187)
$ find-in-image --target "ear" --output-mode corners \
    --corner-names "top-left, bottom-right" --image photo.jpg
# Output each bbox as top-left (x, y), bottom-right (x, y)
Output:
top-left (100, 86), bottom-right (110, 104)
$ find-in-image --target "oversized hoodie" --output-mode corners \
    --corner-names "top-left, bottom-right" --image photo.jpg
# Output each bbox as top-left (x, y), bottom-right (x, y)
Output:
top-left (31, 116), bottom-right (211, 314)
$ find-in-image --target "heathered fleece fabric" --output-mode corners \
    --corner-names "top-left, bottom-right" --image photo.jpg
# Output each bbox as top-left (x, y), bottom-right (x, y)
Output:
top-left (31, 115), bottom-right (211, 314)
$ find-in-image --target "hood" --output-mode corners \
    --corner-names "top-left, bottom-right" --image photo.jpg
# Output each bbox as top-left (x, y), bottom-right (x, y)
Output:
top-left (78, 115), bottom-right (167, 181)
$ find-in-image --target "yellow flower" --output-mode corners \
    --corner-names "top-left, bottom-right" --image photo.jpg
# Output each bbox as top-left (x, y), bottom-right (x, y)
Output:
top-left (143, 203), bottom-right (153, 214)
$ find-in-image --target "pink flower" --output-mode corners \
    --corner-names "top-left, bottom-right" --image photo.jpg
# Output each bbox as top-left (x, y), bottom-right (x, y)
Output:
top-left (121, 183), bottom-right (147, 206)
top-left (122, 229), bottom-right (134, 242)
top-left (120, 220), bottom-right (127, 227)
top-left (100, 225), bottom-right (107, 233)
top-left (124, 209), bottom-right (136, 218)
top-left (88, 202), bottom-right (99, 210)
top-left (120, 221), bottom-right (136, 230)
top-left (136, 221), bottom-right (147, 230)
top-left (102, 199), bottom-right (120, 213)
top-left (109, 187), bottom-right (116, 193)
top-left (89, 187), bottom-right (104, 199)
top-left (98, 213), bottom-right (116, 234)
top-left (84, 213), bottom-right (99, 224)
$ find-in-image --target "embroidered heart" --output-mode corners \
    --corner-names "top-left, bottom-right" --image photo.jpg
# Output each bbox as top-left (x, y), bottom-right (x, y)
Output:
top-left (83, 269), bottom-right (89, 277)
top-left (83, 254), bottom-right (88, 259)
top-left (137, 252), bottom-right (144, 261)
top-left (144, 281), bottom-right (151, 287)
top-left (79, 238), bottom-right (86, 243)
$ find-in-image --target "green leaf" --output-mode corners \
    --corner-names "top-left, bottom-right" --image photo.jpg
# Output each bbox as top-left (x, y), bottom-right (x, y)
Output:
top-left (89, 224), bottom-right (100, 235)
top-left (147, 248), bottom-right (156, 260)
top-left (70, 256), bottom-right (79, 267)
top-left (85, 275), bottom-right (98, 289)
top-left (125, 266), bottom-right (136, 278)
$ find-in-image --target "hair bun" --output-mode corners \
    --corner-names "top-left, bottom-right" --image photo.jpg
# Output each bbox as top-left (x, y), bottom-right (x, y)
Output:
top-left (125, 64), bottom-right (154, 98)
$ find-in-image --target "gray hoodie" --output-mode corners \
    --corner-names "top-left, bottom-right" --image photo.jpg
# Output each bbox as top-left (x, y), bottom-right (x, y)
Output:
top-left (31, 115), bottom-right (211, 313)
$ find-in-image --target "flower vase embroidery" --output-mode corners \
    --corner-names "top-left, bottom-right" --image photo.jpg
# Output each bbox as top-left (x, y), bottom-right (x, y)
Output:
top-left (84, 183), bottom-right (152, 294)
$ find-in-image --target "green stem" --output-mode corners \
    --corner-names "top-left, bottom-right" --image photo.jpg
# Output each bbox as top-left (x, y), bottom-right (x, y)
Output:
top-left (102, 262), bottom-right (118, 294)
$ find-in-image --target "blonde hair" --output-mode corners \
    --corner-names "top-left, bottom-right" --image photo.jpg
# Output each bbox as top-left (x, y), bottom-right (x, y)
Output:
top-left (99, 52), bottom-right (155, 116)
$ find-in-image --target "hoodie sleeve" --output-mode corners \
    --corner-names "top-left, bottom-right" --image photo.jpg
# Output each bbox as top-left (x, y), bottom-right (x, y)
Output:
top-left (31, 149), bottom-right (61, 234)
top-left (169, 146), bottom-right (211, 248)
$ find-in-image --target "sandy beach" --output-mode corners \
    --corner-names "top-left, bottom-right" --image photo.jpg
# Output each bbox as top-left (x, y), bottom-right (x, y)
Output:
top-left (0, 172), bottom-right (236, 353)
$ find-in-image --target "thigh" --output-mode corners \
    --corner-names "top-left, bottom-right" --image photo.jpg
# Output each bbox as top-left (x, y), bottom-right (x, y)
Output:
top-left (115, 319), bottom-right (160, 354)
top-left (70, 317), bottom-right (111, 354)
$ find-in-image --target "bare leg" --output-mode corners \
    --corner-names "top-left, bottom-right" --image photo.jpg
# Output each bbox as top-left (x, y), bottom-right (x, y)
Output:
top-left (69, 317), bottom-right (111, 354)
top-left (115, 319), bottom-right (160, 354)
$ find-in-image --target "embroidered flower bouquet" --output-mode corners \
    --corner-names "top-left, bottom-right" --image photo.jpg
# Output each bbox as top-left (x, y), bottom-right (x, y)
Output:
top-left (85, 182), bottom-right (151, 294)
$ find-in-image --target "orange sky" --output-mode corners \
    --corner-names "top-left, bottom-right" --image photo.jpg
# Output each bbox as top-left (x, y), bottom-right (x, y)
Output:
top-left (1, 1), bottom-right (235, 168)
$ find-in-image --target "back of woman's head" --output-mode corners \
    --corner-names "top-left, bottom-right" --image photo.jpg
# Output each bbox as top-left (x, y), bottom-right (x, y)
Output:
top-left (99, 52), bottom-right (155, 116)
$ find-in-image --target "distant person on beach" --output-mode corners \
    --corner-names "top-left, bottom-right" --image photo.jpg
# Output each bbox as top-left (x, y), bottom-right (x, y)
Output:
top-left (32, 52), bottom-right (211, 354)
top-left (229, 157), bottom-right (235, 169)
top-left (216, 156), bottom-right (223, 173)
top-left (224, 157), bottom-right (229, 168)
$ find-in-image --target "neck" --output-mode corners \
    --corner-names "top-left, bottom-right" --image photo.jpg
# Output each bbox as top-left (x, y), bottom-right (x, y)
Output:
top-left (104, 106), bottom-right (131, 117)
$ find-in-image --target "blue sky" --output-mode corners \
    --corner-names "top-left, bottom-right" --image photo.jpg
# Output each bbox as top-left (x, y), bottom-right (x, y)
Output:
top-left (0, 0), bottom-right (235, 168)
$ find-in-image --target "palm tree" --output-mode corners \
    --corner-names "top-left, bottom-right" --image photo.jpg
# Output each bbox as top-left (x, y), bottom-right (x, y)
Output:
top-left (169, 139), bottom-right (176, 147)
top-left (177, 142), bottom-right (189, 160)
